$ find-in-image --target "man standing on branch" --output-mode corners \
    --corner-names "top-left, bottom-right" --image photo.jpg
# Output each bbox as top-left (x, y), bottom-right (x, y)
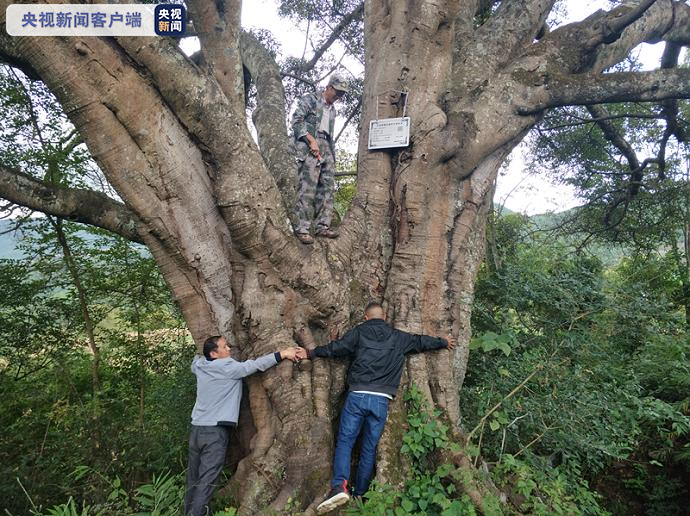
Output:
top-left (305, 302), bottom-right (456, 513)
top-left (184, 336), bottom-right (306, 516)
top-left (290, 72), bottom-right (349, 244)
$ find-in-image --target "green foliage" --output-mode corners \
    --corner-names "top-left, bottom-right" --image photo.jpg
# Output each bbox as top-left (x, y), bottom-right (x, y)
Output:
top-left (400, 386), bottom-right (450, 467)
top-left (0, 65), bottom-right (108, 206)
top-left (0, 64), bottom-right (199, 515)
top-left (334, 148), bottom-right (357, 221)
top-left (41, 498), bottom-right (96, 516)
top-left (213, 509), bottom-right (238, 516)
top-left (464, 211), bottom-right (690, 514)
top-left (527, 94), bottom-right (690, 257)
top-left (470, 331), bottom-right (514, 357)
top-left (22, 470), bottom-right (187, 516)
top-left (277, 0), bottom-right (364, 94)
top-left (21, 469), bottom-right (242, 516)
top-left (492, 455), bottom-right (603, 515)
top-left (351, 378), bottom-right (623, 514)
top-left (0, 222), bottom-right (193, 514)
top-left (132, 471), bottom-right (185, 516)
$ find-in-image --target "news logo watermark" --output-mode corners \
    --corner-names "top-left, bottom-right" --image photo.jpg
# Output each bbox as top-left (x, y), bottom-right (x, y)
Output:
top-left (154, 4), bottom-right (185, 36)
top-left (6, 4), bottom-right (186, 37)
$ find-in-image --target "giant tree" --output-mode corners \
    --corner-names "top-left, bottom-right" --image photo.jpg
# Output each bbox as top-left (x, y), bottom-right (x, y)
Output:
top-left (1, 0), bottom-right (689, 511)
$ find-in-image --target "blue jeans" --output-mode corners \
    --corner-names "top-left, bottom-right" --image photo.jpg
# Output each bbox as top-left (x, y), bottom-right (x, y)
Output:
top-left (332, 392), bottom-right (390, 496)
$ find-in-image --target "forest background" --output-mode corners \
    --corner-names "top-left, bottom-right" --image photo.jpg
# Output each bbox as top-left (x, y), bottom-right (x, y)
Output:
top-left (1, 0), bottom-right (690, 514)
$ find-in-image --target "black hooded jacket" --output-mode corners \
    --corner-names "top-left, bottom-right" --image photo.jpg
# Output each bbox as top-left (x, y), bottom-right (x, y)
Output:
top-left (309, 319), bottom-right (448, 397)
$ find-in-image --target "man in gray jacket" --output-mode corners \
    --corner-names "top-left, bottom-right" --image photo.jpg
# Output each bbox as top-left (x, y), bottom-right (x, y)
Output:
top-left (184, 335), bottom-right (306, 516)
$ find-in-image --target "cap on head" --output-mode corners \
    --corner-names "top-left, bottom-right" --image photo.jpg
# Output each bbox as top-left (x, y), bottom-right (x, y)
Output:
top-left (328, 73), bottom-right (349, 93)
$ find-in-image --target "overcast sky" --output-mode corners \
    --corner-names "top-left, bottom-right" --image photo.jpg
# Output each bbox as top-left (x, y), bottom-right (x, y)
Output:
top-left (234, 0), bottom-right (670, 215)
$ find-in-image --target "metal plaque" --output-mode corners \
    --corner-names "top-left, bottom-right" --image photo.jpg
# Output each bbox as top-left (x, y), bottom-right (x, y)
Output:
top-left (368, 117), bottom-right (410, 150)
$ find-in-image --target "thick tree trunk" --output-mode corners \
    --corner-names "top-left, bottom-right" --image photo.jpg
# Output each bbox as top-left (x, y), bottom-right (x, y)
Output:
top-left (350, 0), bottom-right (491, 483)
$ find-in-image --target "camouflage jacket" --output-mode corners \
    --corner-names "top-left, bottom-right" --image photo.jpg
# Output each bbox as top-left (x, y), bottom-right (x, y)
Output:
top-left (291, 89), bottom-right (336, 160)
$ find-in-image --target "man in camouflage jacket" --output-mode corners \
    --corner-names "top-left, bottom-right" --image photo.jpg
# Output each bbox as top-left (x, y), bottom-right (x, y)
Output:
top-left (291, 73), bottom-right (348, 244)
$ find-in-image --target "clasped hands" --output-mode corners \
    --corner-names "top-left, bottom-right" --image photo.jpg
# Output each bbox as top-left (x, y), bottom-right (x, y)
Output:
top-left (279, 346), bottom-right (308, 362)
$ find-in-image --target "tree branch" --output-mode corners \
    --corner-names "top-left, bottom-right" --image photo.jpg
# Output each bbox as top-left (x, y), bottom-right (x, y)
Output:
top-left (583, 0), bottom-right (658, 50)
top-left (453, 0), bottom-right (480, 49)
top-left (313, 9), bottom-right (365, 67)
top-left (187, 0), bottom-right (245, 112)
top-left (520, 68), bottom-right (690, 114)
top-left (280, 72), bottom-right (316, 87)
top-left (483, 0), bottom-right (556, 53)
top-left (586, 104), bottom-right (641, 171)
top-left (659, 42), bottom-right (687, 145)
top-left (334, 96), bottom-right (362, 144)
top-left (0, 164), bottom-right (143, 243)
top-left (0, 30), bottom-right (241, 343)
top-left (455, 0), bottom-right (500, 39)
top-left (589, 0), bottom-right (690, 73)
top-left (456, 0), bottom-right (555, 84)
top-left (240, 31), bottom-right (296, 210)
top-left (116, 31), bottom-right (318, 292)
top-left (299, 2), bottom-right (364, 74)
top-left (0, 30), bottom-right (40, 79)
top-left (585, 104), bottom-right (657, 211)
top-left (663, 0), bottom-right (690, 44)
top-left (541, 111), bottom-right (662, 131)
top-left (114, 36), bottom-right (248, 169)
top-left (466, 363), bottom-right (545, 444)
top-left (534, 0), bottom-right (689, 76)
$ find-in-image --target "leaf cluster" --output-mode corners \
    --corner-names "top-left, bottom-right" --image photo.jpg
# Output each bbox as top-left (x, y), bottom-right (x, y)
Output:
top-left (463, 211), bottom-right (690, 514)
top-left (350, 386), bottom-right (476, 516)
top-left (0, 224), bottom-right (192, 514)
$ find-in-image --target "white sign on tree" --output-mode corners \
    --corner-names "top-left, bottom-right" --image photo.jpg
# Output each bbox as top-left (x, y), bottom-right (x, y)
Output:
top-left (368, 117), bottom-right (411, 150)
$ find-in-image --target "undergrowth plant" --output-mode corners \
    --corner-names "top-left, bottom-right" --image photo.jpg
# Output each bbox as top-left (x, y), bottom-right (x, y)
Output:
top-left (352, 384), bottom-right (612, 515)
top-left (350, 386), bottom-right (477, 515)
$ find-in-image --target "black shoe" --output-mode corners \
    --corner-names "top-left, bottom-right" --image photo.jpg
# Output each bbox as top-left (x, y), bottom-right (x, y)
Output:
top-left (316, 481), bottom-right (351, 514)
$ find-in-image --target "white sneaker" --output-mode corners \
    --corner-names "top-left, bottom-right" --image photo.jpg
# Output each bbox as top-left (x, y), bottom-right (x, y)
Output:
top-left (316, 483), bottom-right (351, 514)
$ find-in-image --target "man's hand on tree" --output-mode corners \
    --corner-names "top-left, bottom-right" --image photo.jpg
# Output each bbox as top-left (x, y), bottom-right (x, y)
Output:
top-left (445, 334), bottom-right (457, 350)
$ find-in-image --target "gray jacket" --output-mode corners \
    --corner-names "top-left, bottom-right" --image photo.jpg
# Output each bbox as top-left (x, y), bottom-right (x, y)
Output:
top-left (190, 352), bottom-right (279, 426)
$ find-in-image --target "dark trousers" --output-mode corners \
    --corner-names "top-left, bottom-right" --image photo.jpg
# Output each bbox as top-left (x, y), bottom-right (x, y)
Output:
top-left (184, 425), bottom-right (230, 516)
top-left (331, 392), bottom-right (389, 496)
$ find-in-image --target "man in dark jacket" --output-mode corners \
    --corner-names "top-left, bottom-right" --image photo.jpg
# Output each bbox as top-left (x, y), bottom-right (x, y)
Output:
top-left (307, 302), bottom-right (456, 514)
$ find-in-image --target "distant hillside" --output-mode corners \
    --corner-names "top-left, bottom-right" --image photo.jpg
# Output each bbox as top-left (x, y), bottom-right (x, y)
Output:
top-left (0, 220), bottom-right (27, 260)
top-left (502, 206), bottom-right (629, 267)
top-left (0, 219), bottom-right (107, 261)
